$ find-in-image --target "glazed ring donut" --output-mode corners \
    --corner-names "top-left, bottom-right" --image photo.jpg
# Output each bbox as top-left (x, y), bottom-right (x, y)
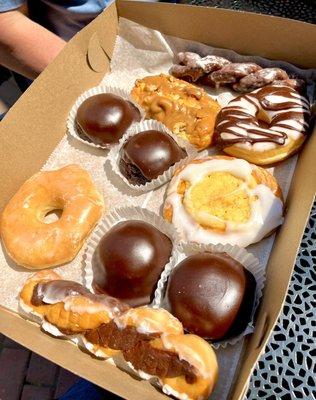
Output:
top-left (215, 85), bottom-right (311, 165)
top-left (163, 155), bottom-right (284, 247)
top-left (1, 164), bottom-right (104, 269)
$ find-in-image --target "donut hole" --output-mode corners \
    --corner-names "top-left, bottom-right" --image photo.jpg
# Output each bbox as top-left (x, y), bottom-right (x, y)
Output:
top-left (183, 172), bottom-right (252, 230)
top-left (43, 208), bottom-right (63, 224)
top-left (256, 108), bottom-right (271, 129)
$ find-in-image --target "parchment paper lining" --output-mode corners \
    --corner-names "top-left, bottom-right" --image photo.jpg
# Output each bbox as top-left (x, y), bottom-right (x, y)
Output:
top-left (1, 17), bottom-right (315, 400)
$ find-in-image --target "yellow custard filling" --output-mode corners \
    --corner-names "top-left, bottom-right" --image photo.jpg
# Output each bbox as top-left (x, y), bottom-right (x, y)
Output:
top-left (183, 172), bottom-right (252, 230)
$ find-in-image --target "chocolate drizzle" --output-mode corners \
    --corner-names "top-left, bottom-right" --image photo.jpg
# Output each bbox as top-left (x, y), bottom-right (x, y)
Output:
top-left (85, 321), bottom-right (197, 383)
top-left (31, 280), bottom-right (129, 315)
top-left (215, 85), bottom-right (310, 146)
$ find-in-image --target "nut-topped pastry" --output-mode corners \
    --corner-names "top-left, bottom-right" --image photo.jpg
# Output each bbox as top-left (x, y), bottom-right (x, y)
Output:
top-left (163, 155), bottom-right (284, 247)
top-left (215, 85), bottom-right (311, 165)
top-left (119, 129), bottom-right (187, 185)
top-left (131, 74), bottom-right (221, 150)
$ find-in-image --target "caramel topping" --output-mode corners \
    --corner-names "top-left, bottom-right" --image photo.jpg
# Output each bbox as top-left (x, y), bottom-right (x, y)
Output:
top-left (131, 74), bottom-right (221, 150)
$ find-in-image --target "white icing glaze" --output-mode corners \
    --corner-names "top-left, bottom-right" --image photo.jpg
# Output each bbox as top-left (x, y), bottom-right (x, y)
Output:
top-left (41, 321), bottom-right (67, 337)
top-left (62, 297), bottom-right (114, 317)
top-left (161, 384), bottom-right (190, 400)
top-left (35, 281), bottom-right (121, 318)
top-left (115, 315), bottom-right (157, 334)
top-left (80, 336), bottom-right (110, 359)
top-left (216, 86), bottom-right (310, 152)
top-left (114, 307), bottom-right (181, 334)
top-left (165, 158), bottom-right (284, 247)
top-left (161, 334), bottom-right (209, 380)
top-left (126, 362), bottom-right (154, 381)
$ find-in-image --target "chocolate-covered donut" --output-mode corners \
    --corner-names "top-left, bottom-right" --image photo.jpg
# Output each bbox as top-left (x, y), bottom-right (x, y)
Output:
top-left (75, 93), bottom-right (141, 146)
top-left (119, 130), bottom-right (187, 185)
top-left (164, 252), bottom-right (256, 340)
top-left (92, 220), bottom-right (173, 306)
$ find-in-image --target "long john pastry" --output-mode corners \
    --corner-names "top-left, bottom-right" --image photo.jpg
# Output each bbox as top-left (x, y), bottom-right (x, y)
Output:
top-left (20, 271), bottom-right (218, 400)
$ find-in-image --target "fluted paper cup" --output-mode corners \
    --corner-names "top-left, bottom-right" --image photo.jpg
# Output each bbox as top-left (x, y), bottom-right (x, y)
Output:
top-left (83, 206), bottom-right (180, 293)
top-left (153, 242), bottom-right (265, 348)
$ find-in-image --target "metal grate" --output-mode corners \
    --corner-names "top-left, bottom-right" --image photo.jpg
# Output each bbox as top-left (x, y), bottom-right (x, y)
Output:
top-left (246, 201), bottom-right (316, 400)
top-left (186, 0), bottom-right (316, 24)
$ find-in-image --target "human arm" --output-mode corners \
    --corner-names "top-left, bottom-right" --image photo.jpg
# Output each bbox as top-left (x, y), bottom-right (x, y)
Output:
top-left (0, 6), bottom-right (66, 80)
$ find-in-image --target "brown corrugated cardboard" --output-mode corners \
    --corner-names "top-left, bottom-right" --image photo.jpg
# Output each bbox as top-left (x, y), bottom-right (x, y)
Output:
top-left (0, 2), bottom-right (315, 399)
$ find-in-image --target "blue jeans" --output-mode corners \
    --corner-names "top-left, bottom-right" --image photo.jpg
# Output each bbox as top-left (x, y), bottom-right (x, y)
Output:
top-left (59, 379), bottom-right (122, 400)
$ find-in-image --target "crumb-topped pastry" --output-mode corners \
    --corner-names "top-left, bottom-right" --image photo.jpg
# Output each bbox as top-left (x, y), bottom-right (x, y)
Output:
top-left (131, 74), bottom-right (221, 150)
top-left (215, 85), bottom-right (311, 165)
top-left (163, 155), bottom-right (284, 247)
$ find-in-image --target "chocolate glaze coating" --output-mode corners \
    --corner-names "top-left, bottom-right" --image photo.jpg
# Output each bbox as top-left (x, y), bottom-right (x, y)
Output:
top-left (92, 220), bottom-right (173, 306)
top-left (119, 130), bottom-right (187, 185)
top-left (165, 252), bottom-right (256, 340)
top-left (75, 93), bottom-right (141, 146)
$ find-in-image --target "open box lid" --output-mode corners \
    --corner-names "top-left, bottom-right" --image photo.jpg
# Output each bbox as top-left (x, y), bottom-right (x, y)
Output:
top-left (0, 2), bottom-right (315, 399)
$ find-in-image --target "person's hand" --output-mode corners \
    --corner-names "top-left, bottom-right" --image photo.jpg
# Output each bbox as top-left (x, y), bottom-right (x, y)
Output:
top-left (0, 6), bottom-right (66, 80)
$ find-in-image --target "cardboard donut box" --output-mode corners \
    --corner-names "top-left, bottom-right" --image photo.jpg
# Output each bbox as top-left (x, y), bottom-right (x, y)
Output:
top-left (0, 1), bottom-right (315, 399)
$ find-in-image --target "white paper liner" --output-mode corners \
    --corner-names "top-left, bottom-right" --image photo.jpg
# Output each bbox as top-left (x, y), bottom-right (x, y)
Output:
top-left (153, 242), bottom-right (265, 349)
top-left (107, 119), bottom-right (198, 192)
top-left (67, 85), bottom-right (145, 150)
top-left (84, 206), bottom-right (180, 293)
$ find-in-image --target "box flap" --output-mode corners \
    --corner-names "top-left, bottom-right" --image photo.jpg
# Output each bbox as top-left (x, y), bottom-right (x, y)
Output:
top-left (117, 0), bottom-right (316, 68)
